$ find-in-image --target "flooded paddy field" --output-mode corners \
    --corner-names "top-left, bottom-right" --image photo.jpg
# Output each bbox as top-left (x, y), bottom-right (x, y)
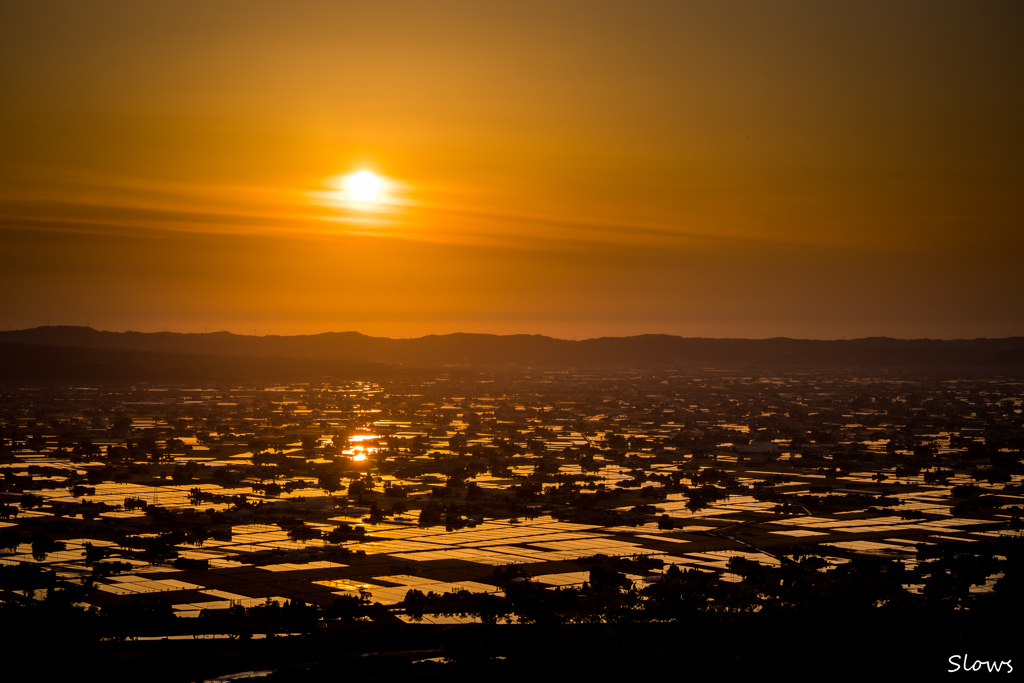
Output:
top-left (1, 371), bottom-right (1022, 679)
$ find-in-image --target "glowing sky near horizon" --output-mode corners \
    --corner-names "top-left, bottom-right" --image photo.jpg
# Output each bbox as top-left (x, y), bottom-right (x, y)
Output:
top-left (0, 1), bottom-right (1021, 340)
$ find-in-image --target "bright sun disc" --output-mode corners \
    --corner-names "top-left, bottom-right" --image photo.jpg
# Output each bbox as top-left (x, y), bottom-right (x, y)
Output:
top-left (343, 171), bottom-right (384, 202)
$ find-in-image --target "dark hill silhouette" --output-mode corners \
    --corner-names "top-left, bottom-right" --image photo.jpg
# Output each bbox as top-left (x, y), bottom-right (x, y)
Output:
top-left (0, 341), bottom-right (398, 385)
top-left (1, 326), bottom-right (1022, 372)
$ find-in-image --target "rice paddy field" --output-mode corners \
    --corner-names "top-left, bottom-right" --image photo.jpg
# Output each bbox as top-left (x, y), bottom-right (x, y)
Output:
top-left (1, 371), bottom-right (1021, 679)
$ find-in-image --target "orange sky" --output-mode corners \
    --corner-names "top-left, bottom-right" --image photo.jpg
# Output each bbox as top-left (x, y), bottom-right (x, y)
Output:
top-left (1, 1), bottom-right (1022, 339)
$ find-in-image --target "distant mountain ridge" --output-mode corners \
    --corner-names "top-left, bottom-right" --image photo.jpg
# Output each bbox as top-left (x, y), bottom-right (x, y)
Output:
top-left (1, 326), bottom-right (1022, 369)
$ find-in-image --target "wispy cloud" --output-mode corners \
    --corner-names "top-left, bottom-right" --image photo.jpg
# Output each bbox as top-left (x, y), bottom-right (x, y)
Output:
top-left (0, 168), bottom-right (944, 256)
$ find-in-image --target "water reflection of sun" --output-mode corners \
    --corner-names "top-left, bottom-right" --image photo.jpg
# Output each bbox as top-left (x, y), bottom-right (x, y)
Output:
top-left (343, 433), bottom-right (379, 462)
top-left (349, 434), bottom-right (379, 442)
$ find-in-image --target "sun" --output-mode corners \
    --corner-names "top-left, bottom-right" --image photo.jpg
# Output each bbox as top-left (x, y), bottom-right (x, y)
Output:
top-left (342, 170), bottom-right (384, 203)
top-left (314, 170), bottom-right (411, 216)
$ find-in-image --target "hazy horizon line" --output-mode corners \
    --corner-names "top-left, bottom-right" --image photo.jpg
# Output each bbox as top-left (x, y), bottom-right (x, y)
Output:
top-left (2, 324), bottom-right (1019, 344)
